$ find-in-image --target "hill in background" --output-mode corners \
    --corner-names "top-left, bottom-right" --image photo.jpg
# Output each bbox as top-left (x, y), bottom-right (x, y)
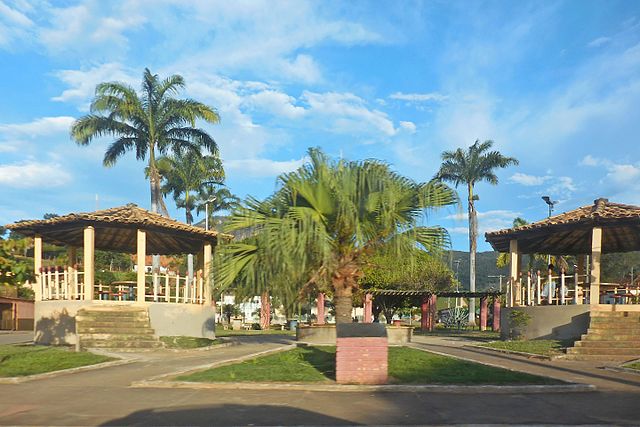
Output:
top-left (446, 250), bottom-right (509, 292)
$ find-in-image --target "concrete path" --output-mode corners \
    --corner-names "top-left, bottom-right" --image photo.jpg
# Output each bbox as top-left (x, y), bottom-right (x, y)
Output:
top-left (411, 334), bottom-right (640, 392)
top-left (0, 334), bottom-right (638, 426)
top-left (0, 331), bottom-right (33, 345)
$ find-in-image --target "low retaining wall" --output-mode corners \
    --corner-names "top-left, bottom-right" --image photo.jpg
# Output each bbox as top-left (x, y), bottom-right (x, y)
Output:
top-left (500, 305), bottom-right (591, 341)
top-left (297, 324), bottom-right (412, 345)
top-left (34, 300), bottom-right (216, 345)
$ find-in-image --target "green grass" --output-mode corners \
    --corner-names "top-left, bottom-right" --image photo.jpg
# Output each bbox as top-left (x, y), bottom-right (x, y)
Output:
top-left (178, 346), bottom-right (558, 385)
top-left (0, 345), bottom-right (114, 377)
top-left (160, 336), bottom-right (222, 349)
top-left (479, 339), bottom-right (572, 356)
top-left (623, 362), bottom-right (640, 371)
top-left (413, 327), bottom-right (500, 342)
top-left (214, 328), bottom-right (295, 337)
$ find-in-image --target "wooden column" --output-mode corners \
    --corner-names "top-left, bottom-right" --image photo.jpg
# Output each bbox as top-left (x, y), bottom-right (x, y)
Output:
top-left (492, 297), bottom-right (501, 332)
top-left (429, 294), bottom-right (437, 332)
top-left (83, 226), bottom-right (95, 301)
top-left (479, 296), bottom-right (488, 331)
top-left (590, 227), bottom-right (602, 305)
top-left (202, 243), bottom-right (213, 305)
top-left (136, 229), bottom-right (146, 303)
top-left (316, 293), bottom-right (325, 325)
top-left (509, 239), bottom-right (521, 306)
top-left (34, 235), bottom-right (42, 302)
top-left (67, 246), bottom-right (76, 300)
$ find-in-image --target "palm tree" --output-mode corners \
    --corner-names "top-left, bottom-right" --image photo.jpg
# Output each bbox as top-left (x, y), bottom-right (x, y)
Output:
top-left (436, 140), bottom-right (518, 325)
top-left (217, 148), bottom-right (458, 323)
top-left (157, 152), bottom-right (225, 225)
top-left (195, 186), bottom-right (241, 230)
top-left (71, 68), bottom-right (220, 216)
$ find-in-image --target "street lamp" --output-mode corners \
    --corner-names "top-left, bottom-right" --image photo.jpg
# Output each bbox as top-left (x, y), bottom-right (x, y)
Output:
top-left (204, 196), bottom-right (216, 231)
top-left (541, 196), bottom-right (557, 218)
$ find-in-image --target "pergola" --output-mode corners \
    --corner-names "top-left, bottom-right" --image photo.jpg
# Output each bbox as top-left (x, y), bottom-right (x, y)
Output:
top-left (7, 204), bottom-right (231, 304)
top-left (485, 198), bottom-right (640, 306)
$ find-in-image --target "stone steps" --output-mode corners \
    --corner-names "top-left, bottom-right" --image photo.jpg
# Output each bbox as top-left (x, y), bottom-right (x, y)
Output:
top-left (76, 307), bottom-right (161, 350)
top-left (567, 311), bottom-right (640, 361)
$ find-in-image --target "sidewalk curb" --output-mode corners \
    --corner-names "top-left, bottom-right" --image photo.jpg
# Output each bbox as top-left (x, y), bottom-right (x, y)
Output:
top-left (131, 380), bottom-right (595, 393)
top-left (603, 366), bottom-right (640, 376)
top-left (0, 356), bottom-right (135, 384)
top-left (132, 344), bottom-right (296, 384)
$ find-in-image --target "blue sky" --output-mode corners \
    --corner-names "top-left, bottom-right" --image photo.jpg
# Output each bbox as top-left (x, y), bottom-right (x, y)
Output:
top-left (1, 0), bottom-right (640, 251)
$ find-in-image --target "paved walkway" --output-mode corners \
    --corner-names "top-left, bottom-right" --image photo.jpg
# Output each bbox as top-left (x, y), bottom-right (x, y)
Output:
top-left (0, 331), bottom-right (34, 345)
top-left (411, 334), bottom-right (640, 392)
top-left (0, 334), bottom-right (639, 426)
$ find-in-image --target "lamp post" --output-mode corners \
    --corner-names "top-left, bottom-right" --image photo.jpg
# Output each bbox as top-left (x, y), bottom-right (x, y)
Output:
top-left (204, 196), bottom-right (216, 231)
top-left (542, 196), bottom-right (558, 266)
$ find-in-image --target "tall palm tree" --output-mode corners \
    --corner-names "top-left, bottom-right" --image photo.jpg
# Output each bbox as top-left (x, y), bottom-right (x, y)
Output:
top-left (217, 148), bottom-right (458, 323)
top-left (195, 186), bottom-right (240, 229)
top-left (436, 140), bottom-right (518, 325)
top-left (157, 152), bottom-right (225, 225)
top-left (71, 68), bottom-right (220, 216)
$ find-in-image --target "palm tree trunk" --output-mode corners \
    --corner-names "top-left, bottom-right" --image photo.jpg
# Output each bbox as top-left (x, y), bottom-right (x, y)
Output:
top-left (468, 183), bottom-right (477, 326)
top-left (260, 290), bottom-right (270, 330)
top-left (333, 283), bottom-right (353, 324)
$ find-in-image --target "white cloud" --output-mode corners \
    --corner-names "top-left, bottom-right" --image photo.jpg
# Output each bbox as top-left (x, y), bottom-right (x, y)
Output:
top-left (225, 157), bottom-right (306, 177)
top-left (580, 154), bottom-right (602, 167)
top-left (0, 116), bottom-right (75, 137)
top-left (399, 121), bottom-right (416, 133)
top-left (548, 176), bottom-right (577, 194)
top-left (446, 209), bottom-right (522, 235)
top-left (247, 90), bottom-right (306, 119)
top-left (588, 36), bottom-right (611, 48)
top-left (302, 91), bottom-right (397, 136)
top-left (52, 63), bottom-right (136, 107)
top-left (509, 173), bottom-right (550, 186)
top-left (0, 161), bottom-right (72, 188)
top-left (0, 0), bottom-right (33, 48)
top-left (389, 92), bottom-right (448, 102)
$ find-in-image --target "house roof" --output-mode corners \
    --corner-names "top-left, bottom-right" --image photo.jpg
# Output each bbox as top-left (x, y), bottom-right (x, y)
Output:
top-left (485, 198), bottom-right (640, 254)
top-left (6, 204), bottom-right (233, 255)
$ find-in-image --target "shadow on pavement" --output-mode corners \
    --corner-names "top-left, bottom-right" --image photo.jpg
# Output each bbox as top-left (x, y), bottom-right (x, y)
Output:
top-left (224, 334), bottom-right (296, 345)
top-left (101, 403), bottom-right (356, 426)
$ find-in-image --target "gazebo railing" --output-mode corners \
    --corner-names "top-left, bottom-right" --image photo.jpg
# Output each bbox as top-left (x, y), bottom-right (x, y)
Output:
top-left (145, 272), bottom-right (205, 304)
top-left (507, 271), bottom-right (591, 307)
top-left (39, 267), bottom-right (85, 301)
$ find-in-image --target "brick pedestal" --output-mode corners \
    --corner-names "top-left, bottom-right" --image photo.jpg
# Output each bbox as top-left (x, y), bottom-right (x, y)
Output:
top-left (335, 323), bottom-right (388, 384)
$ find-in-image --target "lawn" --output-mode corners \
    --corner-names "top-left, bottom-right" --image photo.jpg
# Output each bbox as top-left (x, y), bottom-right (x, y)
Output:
top-left (479, 339), bottom-right (572, 356)
top-left (0, 345), bottom-right (114, 377)
top-left (414, 327), bottom-right (500, 342)
top-left (160, 336), bottom-right (222, 349)
top-left (177, 346), bottom-right (558, 385)
top-left (624, 362), bottom-right (640, 371)
top-left (214, 328), bottom-right (295, 337)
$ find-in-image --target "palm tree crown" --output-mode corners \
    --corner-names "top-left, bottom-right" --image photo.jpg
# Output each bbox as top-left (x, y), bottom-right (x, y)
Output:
top-left (71, 68), bottom-right (220, 216)
top-left (217, 148), bottom-right (458, 323)
top-left (436, 139), bottom-right (518, 325)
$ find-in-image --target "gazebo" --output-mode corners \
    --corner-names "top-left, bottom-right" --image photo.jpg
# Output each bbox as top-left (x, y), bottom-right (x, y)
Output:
top-left (485, 198), bottom-right (640, 342)
top-left (7, 204), bottom-right (231, 345)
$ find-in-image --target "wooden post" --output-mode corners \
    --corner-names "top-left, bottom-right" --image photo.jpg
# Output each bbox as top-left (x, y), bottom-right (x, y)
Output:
top-left (526, 271), bottom-right (532, 306)
top-left (364, 293), bottom-right (373, 323)
top-left (203, 243), bottom-right (213, 305)
top-left (67, 246), bottom-right (76, 300)
top-left (317, 293), bottom-right (326, 325)
top-left (83, 226), bottom-right (95, 301)
top-left (34, 235), bottom-right (42, 302)
top-left (492, 297), bottom-right (501, 332)
top-left (136, 229), bottom-right (146, 303)
top-left (536, 270), bottom-right (541, 305)
top-left (420, 296), bottom-right (429, 331)
top-left (479, 296), bottom-right (488, 331)
top-left (590, 227), bottom-right (602, 305)
top-left (509, 240), bottom-right (521, 306)
top-left (560, 268), bottom-right (566, 305)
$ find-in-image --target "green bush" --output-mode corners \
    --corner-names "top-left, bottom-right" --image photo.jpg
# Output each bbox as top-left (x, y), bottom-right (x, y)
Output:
top-left (508, 310), bottom-right (531, 340)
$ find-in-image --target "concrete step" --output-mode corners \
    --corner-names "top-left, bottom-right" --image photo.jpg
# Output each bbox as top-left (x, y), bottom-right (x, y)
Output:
top-left (77, 333), bottom-right (157, 341)
top-left (581, 334), bottom-right (640, 341)
top-left (566, 347), bottom-right (640, 356)
top-left (80, 339), bottom-right (163, 349)
top-left (562, 354), bottom-right (638, 362)
top-left (574, 340), bottom-right (640, 348)
top-left (77, 326), bottom-right (155, 334)
top-left (591, 311), bottom-right (640, 318)
top-left (76, 320), bottom-right (151, 327)
top-left (76, 314), bottom-right (149, 322)
top-left (590, 317), bottom-right (640, 324)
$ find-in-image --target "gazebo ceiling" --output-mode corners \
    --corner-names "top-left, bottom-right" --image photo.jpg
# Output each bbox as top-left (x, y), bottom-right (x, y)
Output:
top-left (6, 204), bottom-right (233, 255)
top-left (485, 198), bottom-right (640, 255)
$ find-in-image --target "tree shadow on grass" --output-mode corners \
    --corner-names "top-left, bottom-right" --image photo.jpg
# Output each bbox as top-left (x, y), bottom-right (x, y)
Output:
top-left (101, 404), bottom-right (356, 426)
top-left (299, 345), bottom-right (336, 381)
